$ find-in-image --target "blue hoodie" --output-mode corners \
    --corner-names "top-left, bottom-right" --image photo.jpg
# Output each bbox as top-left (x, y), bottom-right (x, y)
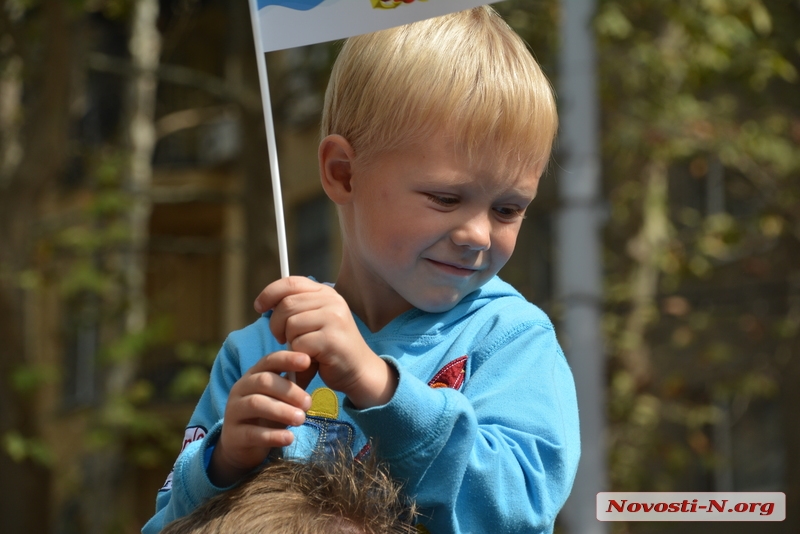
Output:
top-left (143, 276), bottom-right (580, 534)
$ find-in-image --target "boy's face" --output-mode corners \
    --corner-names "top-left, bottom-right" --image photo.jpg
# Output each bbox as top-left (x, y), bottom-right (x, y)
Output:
top-left (336, 133), bottom-right (541, 322)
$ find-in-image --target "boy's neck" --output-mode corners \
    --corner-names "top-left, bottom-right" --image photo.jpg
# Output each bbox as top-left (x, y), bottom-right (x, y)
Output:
top-left (334, 260), bottom-right (414, 333)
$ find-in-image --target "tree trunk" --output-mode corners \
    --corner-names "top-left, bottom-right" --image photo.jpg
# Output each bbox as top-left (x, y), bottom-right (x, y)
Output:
top-left (619, 160), bottom-right (670, 387)
top-left (0, 0), bottom-right (71, 531)
top-left (81, 1), bottom-right (161, 532)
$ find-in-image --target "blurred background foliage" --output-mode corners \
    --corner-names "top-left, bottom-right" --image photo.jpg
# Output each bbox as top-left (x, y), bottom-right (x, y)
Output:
top-left (0, 0), bottom-right (797, 532)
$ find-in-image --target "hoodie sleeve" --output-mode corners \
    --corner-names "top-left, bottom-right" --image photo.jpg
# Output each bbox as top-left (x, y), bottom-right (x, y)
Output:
top-left (345, 313), bottom-right (580, 534)
top-left (141, 336), bottom-right (246, 534)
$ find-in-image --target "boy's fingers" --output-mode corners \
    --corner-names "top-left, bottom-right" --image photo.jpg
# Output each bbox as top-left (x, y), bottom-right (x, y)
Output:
top-left (253, 276), bottom-right (321, 314)
top-left (246, 371), bottom-right (311, 411)
top-left (235, 393), bottom-right (307, 428)
top-left (248, 350), bottom-right (311, 375)
top-left (240, 425), bottom-right (295, 450)
top-left (286, 331), bottom-right (326, 360)
top-left (268, 295), bottom-right (324, 343)
top-left (272, 305), bottom-right (326, 346)
top-left (237, 352), bottom-right (312, 410)
top-left (221, 425), bottom-right (293, 462)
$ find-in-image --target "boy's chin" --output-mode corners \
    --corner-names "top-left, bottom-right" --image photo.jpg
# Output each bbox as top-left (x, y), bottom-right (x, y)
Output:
top-left (408, 291), bottom-right (469, 314)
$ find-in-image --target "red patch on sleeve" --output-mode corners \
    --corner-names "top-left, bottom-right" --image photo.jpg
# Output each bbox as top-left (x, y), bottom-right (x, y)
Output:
top-left (428, 355), bottom-right (467, 390)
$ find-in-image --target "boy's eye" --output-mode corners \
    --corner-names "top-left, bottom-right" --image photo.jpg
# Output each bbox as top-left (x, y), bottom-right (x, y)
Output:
top-left (493, 206), bottom-right (526, 220)
top-left (426, 194), bottom-right (459, 207)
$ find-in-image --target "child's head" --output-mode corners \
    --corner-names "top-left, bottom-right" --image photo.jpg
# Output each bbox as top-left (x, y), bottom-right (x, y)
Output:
top-left (319, 7), bottom-right (558, 326)
top-left (160, 455), bottom-right (417, 534)
top-left (322, 5), bottom-right (557, 176)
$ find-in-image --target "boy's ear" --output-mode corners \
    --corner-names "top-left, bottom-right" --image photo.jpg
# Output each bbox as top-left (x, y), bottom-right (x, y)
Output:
top-left (319, 134), bottom-right (356, 204)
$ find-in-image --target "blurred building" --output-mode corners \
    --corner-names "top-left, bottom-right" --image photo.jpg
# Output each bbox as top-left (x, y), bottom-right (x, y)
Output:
top-left (2, 2), bottom-right (797, 533)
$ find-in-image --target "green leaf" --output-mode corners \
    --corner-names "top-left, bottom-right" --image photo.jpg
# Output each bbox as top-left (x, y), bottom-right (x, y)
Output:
top-left (2, 431), bottom-right (54, 466)
top-left (10, 364), bottom-right (59, 394)
top-left (170, 366), bottom-right (211, 400)
top-left (749, 2), bottom-right (772, 35)
top-left (596, 3), bottom-right (632, 39)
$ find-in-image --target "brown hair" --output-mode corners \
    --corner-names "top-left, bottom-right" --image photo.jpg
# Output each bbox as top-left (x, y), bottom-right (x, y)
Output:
top-left (322, 5), bottom-right (558, 176)
top-left (161, 455), bottom-right (417, 534)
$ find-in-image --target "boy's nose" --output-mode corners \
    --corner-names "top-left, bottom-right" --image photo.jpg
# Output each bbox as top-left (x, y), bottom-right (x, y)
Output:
top-left (450, 213), bottom-right (491, 250)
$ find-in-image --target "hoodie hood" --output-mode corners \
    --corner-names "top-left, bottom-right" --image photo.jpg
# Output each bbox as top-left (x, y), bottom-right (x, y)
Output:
top-left (355, 276), bottom-right (529, 343)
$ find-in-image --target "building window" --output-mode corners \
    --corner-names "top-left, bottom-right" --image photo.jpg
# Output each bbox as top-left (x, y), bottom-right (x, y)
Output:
top-left (713, 397), bottom-right (785, 491)
top-left (141, 201), bottom-right (224, 401)
top-left (294, 195), bottom-right (333, 282)
top-left (62, 296), bottom-right (99, 407)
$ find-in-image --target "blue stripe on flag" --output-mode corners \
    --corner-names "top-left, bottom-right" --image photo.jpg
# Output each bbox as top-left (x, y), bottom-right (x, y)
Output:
top-left (257, 0), bottom-right (326, 10)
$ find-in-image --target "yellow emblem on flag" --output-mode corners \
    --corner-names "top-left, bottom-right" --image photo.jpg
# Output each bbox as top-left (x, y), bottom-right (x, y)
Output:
top-left (371, 0), bottom-right (429, 10)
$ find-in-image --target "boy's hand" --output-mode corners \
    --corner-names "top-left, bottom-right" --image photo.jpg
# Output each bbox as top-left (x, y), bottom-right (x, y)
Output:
top-left (209, 351), bottom-right (313, 488)
top-left (255, 276), bottom-right (398, 410)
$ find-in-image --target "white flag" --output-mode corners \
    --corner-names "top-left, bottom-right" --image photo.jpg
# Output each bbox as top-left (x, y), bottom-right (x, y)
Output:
top-left (256, 0), bottom-right (495, 52)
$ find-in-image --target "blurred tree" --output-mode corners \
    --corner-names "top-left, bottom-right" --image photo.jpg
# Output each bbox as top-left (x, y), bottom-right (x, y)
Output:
top-left (0, 1), bottom-right (71, 531)
top-left (497, 3), bottom-right (798, 532)
top-left (0, 0), bottom-right (271, 530)
top-left (2, 1), bottom-right (798, 532)
top-left (80, 1), bottom-right (162, 531)
top-left (595, 0), bottom-right (799, 531)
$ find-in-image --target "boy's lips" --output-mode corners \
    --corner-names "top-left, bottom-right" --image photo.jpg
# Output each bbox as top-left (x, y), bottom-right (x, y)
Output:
top-left (425, 258), bottom-right (483, 277)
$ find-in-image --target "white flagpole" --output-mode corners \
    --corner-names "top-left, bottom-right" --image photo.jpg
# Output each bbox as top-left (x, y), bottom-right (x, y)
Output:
top-left (248, 0), bottom-right (290, 280)
top-left (248, 0), bottom-right (296, 383)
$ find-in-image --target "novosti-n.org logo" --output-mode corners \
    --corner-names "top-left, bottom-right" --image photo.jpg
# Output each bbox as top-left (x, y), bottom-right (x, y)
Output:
top-left (597, 492), bottom-right (785, 521)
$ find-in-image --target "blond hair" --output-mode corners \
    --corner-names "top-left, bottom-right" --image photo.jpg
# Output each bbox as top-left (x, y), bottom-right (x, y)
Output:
top-left (160, 455), bottom-right (417, 534)
top-left (322, 5), bottom-right (557, 174)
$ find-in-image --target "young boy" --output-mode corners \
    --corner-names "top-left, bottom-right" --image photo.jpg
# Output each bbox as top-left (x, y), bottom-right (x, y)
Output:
top-left (160, 454), bottom-right (417, 534)
top-left (144, 6), bottom-right (580, 534)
